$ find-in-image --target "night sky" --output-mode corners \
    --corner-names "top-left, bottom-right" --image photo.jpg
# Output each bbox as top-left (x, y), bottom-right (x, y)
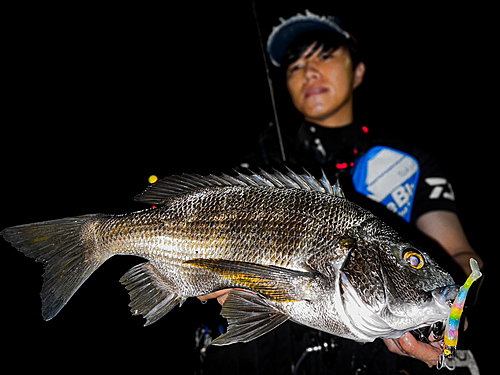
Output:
top-left (2, 1), bottom-right (494, 372)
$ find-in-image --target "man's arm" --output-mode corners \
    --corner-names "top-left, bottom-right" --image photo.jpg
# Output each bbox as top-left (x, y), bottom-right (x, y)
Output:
top-left (415, 210), bottom-right (483, 274)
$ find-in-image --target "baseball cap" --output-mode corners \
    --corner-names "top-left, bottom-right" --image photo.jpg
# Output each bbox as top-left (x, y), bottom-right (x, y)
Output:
top-left (267, 10), bottom-right (356, 67)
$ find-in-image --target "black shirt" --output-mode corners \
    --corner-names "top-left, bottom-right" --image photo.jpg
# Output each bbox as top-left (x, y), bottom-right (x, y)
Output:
top-left (239, 121), bottom-right (457, 225)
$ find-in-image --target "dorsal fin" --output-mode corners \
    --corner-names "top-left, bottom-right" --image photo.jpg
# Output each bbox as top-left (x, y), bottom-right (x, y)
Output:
top-left (134, 169), bottom-right (345, 205)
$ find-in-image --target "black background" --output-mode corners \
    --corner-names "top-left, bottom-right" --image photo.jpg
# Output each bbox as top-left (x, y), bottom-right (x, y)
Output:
top-left (1, 1), bottom-right (494, 373)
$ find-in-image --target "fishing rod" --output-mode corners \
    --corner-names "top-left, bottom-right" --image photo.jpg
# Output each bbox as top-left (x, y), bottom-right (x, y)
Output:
top-left (251, 0), bottom-right (287, 163)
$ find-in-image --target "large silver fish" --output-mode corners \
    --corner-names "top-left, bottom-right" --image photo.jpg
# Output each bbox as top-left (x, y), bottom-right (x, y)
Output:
top-left (1, 170), bottom-right (458, 345)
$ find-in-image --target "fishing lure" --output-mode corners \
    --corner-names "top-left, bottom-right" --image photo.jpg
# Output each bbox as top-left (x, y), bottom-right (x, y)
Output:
top-left (442, 258), bottom-right (482, 359)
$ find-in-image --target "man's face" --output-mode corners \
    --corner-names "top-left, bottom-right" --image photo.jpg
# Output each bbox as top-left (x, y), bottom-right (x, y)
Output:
top-left (285, 42), bottom-right (364, 127)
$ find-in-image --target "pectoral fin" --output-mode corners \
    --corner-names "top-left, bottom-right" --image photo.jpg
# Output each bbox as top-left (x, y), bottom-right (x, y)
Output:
top-left (211, 290), bottom-right (290, 346)
top-left (184, 258), bottom-right (316, 302)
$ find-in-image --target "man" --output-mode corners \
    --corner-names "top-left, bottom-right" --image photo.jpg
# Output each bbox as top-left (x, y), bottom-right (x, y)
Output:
top-left (199, 10), bottom-right (482, 373)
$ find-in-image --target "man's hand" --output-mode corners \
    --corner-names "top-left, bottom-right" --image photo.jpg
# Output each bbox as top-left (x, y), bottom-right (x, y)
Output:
top-left (384, 332), bottom-right (443, 367)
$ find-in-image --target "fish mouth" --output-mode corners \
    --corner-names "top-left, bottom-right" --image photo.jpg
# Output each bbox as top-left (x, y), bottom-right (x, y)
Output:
top-left (408, 285), bottom-right (459, 342)
top-left (432, 285), bottom-right (460, 308)
top-left (410, 320), bottom-right (446, 343)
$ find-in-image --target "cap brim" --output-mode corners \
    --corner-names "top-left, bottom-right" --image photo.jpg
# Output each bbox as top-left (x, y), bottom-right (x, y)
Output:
top-left (267, 19), bottom-right (350, 67)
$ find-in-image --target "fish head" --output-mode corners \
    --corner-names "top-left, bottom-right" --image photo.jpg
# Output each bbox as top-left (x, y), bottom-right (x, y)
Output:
top-left (340, 218), bottom-right (458, 341)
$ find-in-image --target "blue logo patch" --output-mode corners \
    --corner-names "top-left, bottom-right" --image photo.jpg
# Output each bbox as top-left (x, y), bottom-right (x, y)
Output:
top-left (352, 146), bottom-right (420, 222)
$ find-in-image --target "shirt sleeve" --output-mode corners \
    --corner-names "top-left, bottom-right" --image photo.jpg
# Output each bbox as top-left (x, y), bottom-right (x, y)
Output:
top-left (410, 148), bottom-right (457, 222)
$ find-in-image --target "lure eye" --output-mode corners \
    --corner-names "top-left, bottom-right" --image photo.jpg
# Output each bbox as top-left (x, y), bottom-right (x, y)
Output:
top-left (404, 250), bottom-right (424, 269)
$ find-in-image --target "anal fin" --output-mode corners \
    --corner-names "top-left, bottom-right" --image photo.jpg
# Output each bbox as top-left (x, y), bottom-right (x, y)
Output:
top-left (120, 262), bottom-right (183, 326)
top-left (211, 290), bottom-right (289, 346)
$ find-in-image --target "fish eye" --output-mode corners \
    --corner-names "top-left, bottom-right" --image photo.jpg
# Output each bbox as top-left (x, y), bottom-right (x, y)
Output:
top-left (403, 250), bottom-right (424, 269)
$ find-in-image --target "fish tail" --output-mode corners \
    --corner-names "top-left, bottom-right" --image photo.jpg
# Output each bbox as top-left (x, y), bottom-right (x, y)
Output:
top-left (1, 214), bottom-right (110, 320)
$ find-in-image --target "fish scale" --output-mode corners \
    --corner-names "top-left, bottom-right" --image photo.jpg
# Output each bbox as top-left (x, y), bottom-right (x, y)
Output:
top-left (1, 169), bottom-right (459, 345)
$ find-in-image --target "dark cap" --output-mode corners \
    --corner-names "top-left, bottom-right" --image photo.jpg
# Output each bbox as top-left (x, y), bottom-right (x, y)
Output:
top-left (267, 10), bottom-right (355, 67)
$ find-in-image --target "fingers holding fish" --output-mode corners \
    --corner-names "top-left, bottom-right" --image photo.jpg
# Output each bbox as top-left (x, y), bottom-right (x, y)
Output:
top-left (384, 332), bottom-right (443, 367)
top-left (197, 289), bottom-right (232, 305)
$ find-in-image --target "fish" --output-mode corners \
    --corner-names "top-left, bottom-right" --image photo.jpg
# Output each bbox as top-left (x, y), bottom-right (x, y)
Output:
top-left (1, 169), bottom-right (459, 345)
